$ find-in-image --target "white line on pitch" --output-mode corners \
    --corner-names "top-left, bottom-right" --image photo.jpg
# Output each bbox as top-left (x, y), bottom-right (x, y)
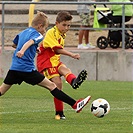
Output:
top-left (0, 107), bottom-right (131, 115)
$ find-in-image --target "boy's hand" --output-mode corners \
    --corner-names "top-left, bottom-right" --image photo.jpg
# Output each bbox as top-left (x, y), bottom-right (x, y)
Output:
top-left (16, 50), bottom-right (24, 58)
top-left (36, 47), bottom-right (41, 53)
top-left (71, 53), bottom-right (80, 60)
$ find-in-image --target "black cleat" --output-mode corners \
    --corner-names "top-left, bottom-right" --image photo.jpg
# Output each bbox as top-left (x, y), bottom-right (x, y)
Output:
top-left (72, 69), bottom-right (87, 89)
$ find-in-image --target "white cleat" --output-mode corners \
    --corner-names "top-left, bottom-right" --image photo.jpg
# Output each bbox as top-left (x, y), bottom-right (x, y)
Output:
top-left (72, 96), bottom-right (91, 113)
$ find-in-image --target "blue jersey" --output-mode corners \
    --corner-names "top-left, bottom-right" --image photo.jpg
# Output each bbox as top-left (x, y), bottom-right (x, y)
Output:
top-left (10, 27), bottom-right (44, 72)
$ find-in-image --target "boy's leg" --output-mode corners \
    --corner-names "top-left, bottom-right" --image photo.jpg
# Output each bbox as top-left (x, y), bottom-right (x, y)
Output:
top-left (43, 68), bottom-right (65, 120)
top-left (0, 71), bottom-right (17, 95)
top-left (54, 97), bottom-right (65, 120)
top-left (38, 73), bottom-right (91, 113)
top-left (66, 69), bottom-right (87, 89)
top-left (59, 65), bottom-right (87, 89)
top-left (51, 88), bottom-right (91, 113)
top-left (0, 83), bottom-right (12, 95)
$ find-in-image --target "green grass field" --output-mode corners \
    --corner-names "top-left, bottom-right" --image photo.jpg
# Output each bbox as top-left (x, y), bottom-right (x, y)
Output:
top-left (0, 79), bottom-right (132, 133)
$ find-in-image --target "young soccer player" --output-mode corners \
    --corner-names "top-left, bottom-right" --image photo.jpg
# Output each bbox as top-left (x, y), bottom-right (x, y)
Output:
top-left (37, 11), bottom-right (88, 120)
top-left (0, 11), bottom-right (91, 118)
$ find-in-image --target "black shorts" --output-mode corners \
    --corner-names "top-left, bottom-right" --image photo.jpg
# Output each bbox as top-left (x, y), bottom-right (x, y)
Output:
top-left (4, 70), bottom-right (45, 85)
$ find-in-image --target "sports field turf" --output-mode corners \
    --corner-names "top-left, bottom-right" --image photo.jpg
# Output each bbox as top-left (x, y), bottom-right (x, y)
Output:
top-left (0, 79), bottom-right (132, 133)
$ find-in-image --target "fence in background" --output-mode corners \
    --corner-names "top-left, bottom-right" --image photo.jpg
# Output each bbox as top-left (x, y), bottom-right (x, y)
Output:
top-left (0, 1), bottom-right (133, 49)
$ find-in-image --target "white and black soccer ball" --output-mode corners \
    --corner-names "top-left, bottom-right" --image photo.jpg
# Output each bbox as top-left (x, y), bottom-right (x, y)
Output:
top-left (91, 98), bottom-right (110, 118)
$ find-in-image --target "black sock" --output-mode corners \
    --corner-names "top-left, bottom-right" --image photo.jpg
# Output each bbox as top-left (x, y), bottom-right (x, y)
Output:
top-left (0, 92), bottom-right (1, 96)
top-left (56, 111), bottom-right (63, 115)
top-left (51, 88), bottom-right (76, 106)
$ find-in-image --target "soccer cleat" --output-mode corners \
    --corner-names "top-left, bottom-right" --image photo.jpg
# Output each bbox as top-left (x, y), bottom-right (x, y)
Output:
top-left (71, 69), bottom-right (87, 89)
top-left (55, 114), bottom-right (66, 120)
top-left (60, 114), bottom-right (66, 120)
top-left (72, 96), bottom-right (91, 113)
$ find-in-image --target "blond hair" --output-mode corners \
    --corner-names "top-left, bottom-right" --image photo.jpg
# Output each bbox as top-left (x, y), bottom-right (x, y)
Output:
top-left (31, 11), bottom-right (49, 27)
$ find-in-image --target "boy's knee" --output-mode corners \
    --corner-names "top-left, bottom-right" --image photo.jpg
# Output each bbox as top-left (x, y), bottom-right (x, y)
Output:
top-left (50, 82), bottom-right (57, 90)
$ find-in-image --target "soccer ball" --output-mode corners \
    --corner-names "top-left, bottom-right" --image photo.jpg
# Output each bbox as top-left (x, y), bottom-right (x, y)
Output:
top-left (90, 98), bottom-right (110, 118)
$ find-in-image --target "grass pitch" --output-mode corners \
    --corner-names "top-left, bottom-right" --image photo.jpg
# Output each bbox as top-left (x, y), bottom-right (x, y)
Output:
top-left (0, 79), bottom-right (132, 133)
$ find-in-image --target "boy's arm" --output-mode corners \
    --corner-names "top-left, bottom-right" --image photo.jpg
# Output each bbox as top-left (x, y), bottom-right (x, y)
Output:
top-left (55, 48), bottom-right (80, 60)
top-left (16, 39), bottom-right (34, 58)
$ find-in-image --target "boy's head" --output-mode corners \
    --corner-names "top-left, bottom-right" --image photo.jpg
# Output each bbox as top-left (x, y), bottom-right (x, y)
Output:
top-left (31, 11), bottom-right (49, 35)
top-left (55, 11), bottom-right (73, 34)
top-left (56, 11), bottom-right (73, 23)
